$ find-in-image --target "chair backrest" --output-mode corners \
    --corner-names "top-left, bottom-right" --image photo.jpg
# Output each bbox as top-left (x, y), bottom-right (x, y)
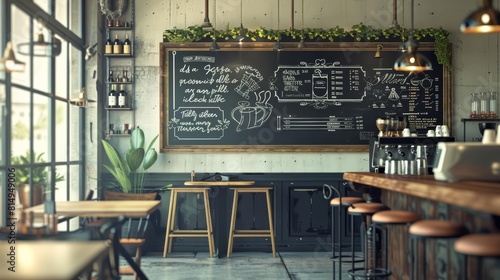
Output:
top-left (122, 215), bottom-right (151, 239)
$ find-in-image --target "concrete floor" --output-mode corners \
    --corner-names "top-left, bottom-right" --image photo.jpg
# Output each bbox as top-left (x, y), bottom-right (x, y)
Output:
top-left (121, 251), bottom-right (357, 280)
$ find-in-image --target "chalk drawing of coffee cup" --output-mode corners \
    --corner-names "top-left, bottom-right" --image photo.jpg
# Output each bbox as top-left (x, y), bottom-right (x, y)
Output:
top-left (231, 91), bottom-right (273, 132)
top-left (312, 69), bottom-right (328, 99)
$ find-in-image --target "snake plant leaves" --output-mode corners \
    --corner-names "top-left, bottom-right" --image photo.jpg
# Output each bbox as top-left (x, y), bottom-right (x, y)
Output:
top-left (102, 140), bottom-right (123, 170)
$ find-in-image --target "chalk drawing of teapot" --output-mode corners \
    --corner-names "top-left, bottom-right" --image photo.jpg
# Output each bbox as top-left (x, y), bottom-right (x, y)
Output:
top-left (231, 90), bottom-right (273, 132)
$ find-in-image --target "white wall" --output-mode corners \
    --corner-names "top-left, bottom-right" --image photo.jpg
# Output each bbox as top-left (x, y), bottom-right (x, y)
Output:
top-left (86, 0), bottom-right (500, 179)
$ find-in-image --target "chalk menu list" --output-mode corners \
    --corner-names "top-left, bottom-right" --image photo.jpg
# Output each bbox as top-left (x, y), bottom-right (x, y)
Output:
top-left (160, 43), bottom-right (450, 152)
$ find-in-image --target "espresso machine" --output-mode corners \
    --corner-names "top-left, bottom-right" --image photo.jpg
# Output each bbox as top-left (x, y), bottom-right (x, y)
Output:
top-left (369, 136), bottom-right (455, 174)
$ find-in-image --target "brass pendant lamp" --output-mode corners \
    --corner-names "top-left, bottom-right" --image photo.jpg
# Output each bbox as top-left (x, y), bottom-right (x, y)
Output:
top-left (0, 41), bottom-right (26, 73)
top-left (17, 22), bottom-right (61, 57)
top-left (393, 0), bottom-right (432, 72)
top-left (460, 0), bottom-right (500, 33)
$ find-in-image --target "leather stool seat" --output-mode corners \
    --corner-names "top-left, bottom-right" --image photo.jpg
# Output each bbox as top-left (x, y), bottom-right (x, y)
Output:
top-left (372, 210), bottom-right (421, 224)
top-left (455, 233), bottom-right (500, 257)
top-left (454, 233), bottom-right (500, 279)
top-left (330, 197), bottom-right (365, 206)
top-left (409, 220), bottom-right (467, 238)
top-left (347, 203), bottom-right (390, 215)
top-left (409, 220), bottom-right (468, 280)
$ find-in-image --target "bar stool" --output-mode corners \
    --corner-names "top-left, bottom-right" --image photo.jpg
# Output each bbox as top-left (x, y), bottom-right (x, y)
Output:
top-left (408, 220), bottom-right (468, 280)
top-left (347, 202), bottom-right (390, 279)
top-left (163, 187), bottom-right (215, 258)
top-left (227, 187), bottom-right (275, 257)
top-left (330, 196), bottom-right (365, 280)
top-left (370, 210), bottom-right (421, 279)
top-left (454, 233), bottom-right (500, 280)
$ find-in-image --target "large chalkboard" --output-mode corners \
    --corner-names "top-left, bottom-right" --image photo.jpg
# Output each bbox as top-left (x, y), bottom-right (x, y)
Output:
top-left (160, 42), bottom-right (451, 152)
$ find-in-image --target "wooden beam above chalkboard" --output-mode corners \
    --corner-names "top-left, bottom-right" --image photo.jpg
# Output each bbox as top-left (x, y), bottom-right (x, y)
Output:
top-left (159, 42), bottom-right (452, 153)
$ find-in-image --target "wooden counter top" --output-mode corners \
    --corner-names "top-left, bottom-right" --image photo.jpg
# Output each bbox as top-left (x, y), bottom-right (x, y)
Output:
top-left (343, 172), bottom-right (500, 216)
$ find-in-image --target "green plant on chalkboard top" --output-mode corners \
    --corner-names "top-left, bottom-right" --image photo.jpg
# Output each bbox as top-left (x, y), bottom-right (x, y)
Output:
top-left (163, 23), bottom-right (451, 71)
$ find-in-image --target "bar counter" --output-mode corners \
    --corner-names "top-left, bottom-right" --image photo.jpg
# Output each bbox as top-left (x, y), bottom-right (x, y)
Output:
top-left (343, 172), bottom-right (500, 279)
top-left (343, 172), bottom-right (500, 216)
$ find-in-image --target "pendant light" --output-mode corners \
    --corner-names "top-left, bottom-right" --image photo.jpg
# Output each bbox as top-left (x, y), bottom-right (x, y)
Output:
top-left (273, 0), bottom-right (284, 51)
top-left (209, 1), bottom-right (219, 51)
top-left (0, 41), bottom-right (26, 73)
top-left (388, 0), bottom-right (401, 29)
top-left (201, 0), bottom-right (213, 28)
top-left (460, 0), bottom-right (500, 33)
top-left (69, 88), bottom-right (96, 108)
top-left (17, 22), bottom-right (62, 57)
top-left (374, 45), bottom-right (383, 58)
top-left (297, 0), bottom-right (306, 48)
top-left (393, 0), bottom-right (432, 72)
top-left (236, 0), bottom-right (247, 42)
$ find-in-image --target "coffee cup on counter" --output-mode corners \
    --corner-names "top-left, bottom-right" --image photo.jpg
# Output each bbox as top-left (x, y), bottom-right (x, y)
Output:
top-left (402, 128), bottom-right (411, 137)
top-left (482, 129), bottom-right (497, 144)
top-left (426, 130), bottom-right (435, 137)
top-left (441, 125), bottom-right (450, 136)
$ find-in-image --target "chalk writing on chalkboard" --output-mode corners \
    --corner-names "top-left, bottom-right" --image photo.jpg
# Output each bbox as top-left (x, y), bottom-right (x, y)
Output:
top-left (160, 42), bottom-right (451, 152)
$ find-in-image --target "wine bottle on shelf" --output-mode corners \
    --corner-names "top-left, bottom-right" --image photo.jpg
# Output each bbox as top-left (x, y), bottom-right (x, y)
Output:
top-left (113, 34), bottom-right (122, 54)
top-left (122, 69), bottom-right (129, 82)
top-left (123, 33), bottom-right (131, 55)
top-left (108, 84), bottom-right (117, 108)
top-left (108, 70), bottom-right (114, 82)
top-left (105, 36), bottom-right (112, 54)
top-left (118, 84), bottom-right (127, 108)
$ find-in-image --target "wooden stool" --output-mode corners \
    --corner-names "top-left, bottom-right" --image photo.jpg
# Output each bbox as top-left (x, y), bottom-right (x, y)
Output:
top-left (409, 220), bottom-right (468, 280)
top-left (330, 196), bottom-right (365, 280)
top-left (227, 187), bottom-right (275, 257)
top-left (454, 233), bottom-right (500, 280)
top-left (347, 202), bottom-right (390, 279)
top-left (163, 187), bottom-right (215, 258)
top-left (370, 210), bottom-right (421, 279)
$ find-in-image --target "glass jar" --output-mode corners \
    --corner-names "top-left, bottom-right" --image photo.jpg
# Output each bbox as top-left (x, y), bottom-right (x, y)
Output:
top-left (480, 92), bottom-right (489, 118)
top-left (470, 92), bottom-right (479, 118)
top-left (489, 92), bottom-right (497, 118)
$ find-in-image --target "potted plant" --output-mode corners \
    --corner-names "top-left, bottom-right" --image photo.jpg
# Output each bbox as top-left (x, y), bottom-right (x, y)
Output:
top-left (11, 151), bottom-right (64, 208)
top-left (101, 126), bottom-right (171, 198)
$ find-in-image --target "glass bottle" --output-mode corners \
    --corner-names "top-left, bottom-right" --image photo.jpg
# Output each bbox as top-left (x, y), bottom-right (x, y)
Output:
top-left (480, 92), bottom-right (489, 119)
top-left (113, 34), bottom-right (122, 54)
top-left (108, 84), bottom-right (117, 108)
top-left (123, 33), bottom-right (131, 55)
top-left (470, 93), bottom-right (479, 118)
top-left (489, 92), bottom-right (497, 118)
top-left (118, 84), bottom-right (127, 108)
top-left (105, 36), bottom-right (112, 54)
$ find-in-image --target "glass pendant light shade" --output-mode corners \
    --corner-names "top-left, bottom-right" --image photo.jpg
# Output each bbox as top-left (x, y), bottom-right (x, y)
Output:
top-left (273, 40), bottom-right (284, 51)
top-left (460, 0), bottom-right (500, 33)
top-left (0, 41), bottom-right (26, 73)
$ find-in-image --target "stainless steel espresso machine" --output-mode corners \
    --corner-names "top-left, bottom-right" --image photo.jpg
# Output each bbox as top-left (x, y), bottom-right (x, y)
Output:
top-left (369, 136), bottom-right (455, 174)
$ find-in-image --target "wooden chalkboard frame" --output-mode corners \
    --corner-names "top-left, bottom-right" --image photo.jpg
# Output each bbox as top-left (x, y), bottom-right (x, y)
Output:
top-left (159, 42), bottom-right (452, 153)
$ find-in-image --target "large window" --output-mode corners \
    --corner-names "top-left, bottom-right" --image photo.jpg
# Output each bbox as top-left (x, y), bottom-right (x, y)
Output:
top-left (0, 0), bottom-right (85, 229)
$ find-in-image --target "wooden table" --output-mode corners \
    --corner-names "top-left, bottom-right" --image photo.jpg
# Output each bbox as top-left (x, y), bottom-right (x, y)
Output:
top-left (0, 240), bottom-right (109, 280)
top-left (24, 200), bottom-right (161, 280)
top-left (343, 172), bottom-right (500, 216)
top-left (183, 181), bottom-right (255, 257)
top-left (25, 200), bottom-right (161, 218)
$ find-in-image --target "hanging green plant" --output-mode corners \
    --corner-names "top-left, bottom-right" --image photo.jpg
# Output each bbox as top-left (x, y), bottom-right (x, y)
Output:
top-left (162, 23), bottom-right (452, 71)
